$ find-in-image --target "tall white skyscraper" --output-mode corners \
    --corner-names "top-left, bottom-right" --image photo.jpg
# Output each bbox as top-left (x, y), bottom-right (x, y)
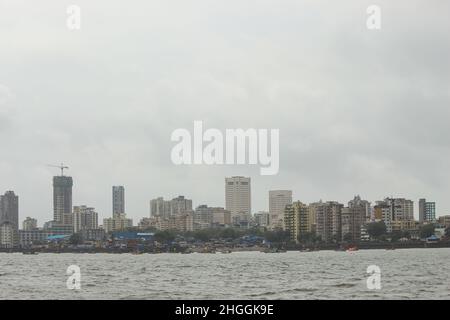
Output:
top-left (225, 176), bottom-right (251, 217)
top-left (269, 190), bottom-right (292, 229)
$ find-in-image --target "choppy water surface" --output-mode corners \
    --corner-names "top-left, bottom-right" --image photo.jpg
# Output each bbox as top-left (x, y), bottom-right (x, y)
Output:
top-left (0, 249), bottom-right (449, 299)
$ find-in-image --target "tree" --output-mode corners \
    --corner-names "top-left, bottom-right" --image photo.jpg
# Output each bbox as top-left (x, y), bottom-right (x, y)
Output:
top-left (343, 233), bottom-right (353, 242)
top-left (154, 230), bottom-right (176, 243)
top-left (366, 221), bottom-right (387, 240)
top-left (419, 224), bottom-right (435, 239)
top-left (298, 232), bottom-right (318, 244)
top-left (264, 230), bottom-right (290, 243)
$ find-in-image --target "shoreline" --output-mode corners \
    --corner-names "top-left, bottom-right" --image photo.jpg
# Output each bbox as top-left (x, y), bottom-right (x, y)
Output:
top-left (2, 241), bottom-right (449, 254)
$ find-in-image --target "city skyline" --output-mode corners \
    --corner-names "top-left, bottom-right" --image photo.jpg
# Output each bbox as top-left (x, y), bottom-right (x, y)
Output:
top-left (0, 171), bottom-right (445, 228)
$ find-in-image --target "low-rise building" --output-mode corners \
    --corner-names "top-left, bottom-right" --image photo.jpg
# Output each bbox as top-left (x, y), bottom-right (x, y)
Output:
top-left (19, 229), bottom-right (52, 247)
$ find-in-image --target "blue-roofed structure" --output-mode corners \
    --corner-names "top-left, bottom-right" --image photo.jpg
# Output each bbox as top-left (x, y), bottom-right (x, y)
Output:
top-left (47, 234), bottom-right (71, 241)
top-left (112, 232), bottom-right (154, 241)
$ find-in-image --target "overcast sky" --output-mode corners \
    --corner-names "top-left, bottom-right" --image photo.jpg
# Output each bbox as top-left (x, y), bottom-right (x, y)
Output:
top-left (1, 0), bottom-right (449, 225)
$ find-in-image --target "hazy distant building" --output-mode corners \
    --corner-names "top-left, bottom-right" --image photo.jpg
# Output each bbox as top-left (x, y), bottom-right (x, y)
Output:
top-left (19, 229), bottom-right (52, 247)
top-left (225, 176), bottom-right (251, 218)
top-left (53, 176), bottom-right (73, 223)
top-left (254, 211), bottom-right (270, 227)
top-left (103, 213), bottom-right (133, 233)
top-left (22, 217), bottom-right (38, 231)
top-left (193, 205), bottom-right (231, 228)
top-left (170, 196), bottom-right (193, 216)
top-left (438, 215), bottom-right (450, 227)
top-left (419, 199), bottom-right (436, 223)
top-left (112, 186), bottom-right (125, 217)
top-left (43, 220), bottom-right (73, 236)
top-left (0, 191), bottom-right (19, 229)
top-left (73, 206), bottom-right (98, 233)
top-left (150, 197), bottom-right (172, 219)
top-left (269, 190), bottom-right (292, 229)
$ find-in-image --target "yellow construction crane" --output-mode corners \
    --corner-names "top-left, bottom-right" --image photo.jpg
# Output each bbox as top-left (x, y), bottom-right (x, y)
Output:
top-left (47, 163), bottom-right (69, 176)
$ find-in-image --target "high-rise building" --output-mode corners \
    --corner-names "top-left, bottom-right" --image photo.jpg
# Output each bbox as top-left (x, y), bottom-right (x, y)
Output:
top-left (342, 196), bottom-right (370, 242)
top-left (284, 201), bottom-right (310, 243)
top-left (374, 197), bottom-right (414, 232)
top-left (73, 205), bottom-right (98, 233)
top-left (112, 186), bottom-right (125, 217)
top-left (225, 176), bottom-right (251, 217)
top-left (193, 205), bottom-right (231, 228)
top-left (269, 190), bottom-right (292, 230)
top-left (314, 201), bottom-right (343, 243)
top-left (103, 213), bottom-right (133, 233)
top-left (53, 176), bottom-right (73, 223)
top-left (0, 191), bottom-right (19, 229)
top-left (170, 196), bottom-right (193, 216)
top-left (150, 197), bottom-right (172, 219)
top-left (348, 195), bottom-right (371, 222)
top-left (0, 222), bottom-right (17, 248)
top-left (419, 199), bottom-right (436, 223)
top-left (22, 217), bottom-right (38, 231)
top-left (104, 187), bottom-right (132, 233)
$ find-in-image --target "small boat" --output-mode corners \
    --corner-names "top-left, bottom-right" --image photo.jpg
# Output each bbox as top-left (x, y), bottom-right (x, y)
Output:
top-left (346, 246), bottom-right (358, 252)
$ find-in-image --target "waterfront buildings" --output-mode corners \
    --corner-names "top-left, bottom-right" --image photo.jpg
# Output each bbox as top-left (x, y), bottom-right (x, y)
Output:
top-left (150, 196), bottom-right (193, 219)
top-left (73, 205), bottom-right (98, 233)
top-left (341, 196), bottom-right (369, 242)
top-left (419, 199), bottom-right (436, 223)
top-left (43, 220), bottom-right (74, 235)
top-left (269, 190), bottom-right (292, 230)
top-left (284, 201), bottom-right (310, 243)
top-left (348, 195), bottom-right (371, 222)
top-left (194, 205), bottom-right (231, 228)
top-left (80, 228), bottom-right (105, 242)
top-left (19, 229), bottom-right (52, 247)
top-left (314, 201), bottom-right (343, 243)
top-left (103, 213), bottom-right (133, 233)
top-left (225, 176), bottom-right (251, 218)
